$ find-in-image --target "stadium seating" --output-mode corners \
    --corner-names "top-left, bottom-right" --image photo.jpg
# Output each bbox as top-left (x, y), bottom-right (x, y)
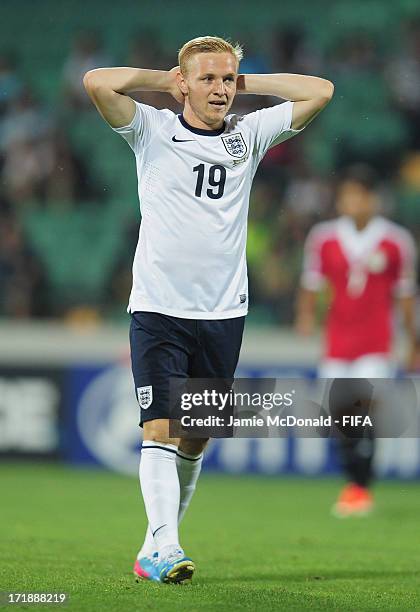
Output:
top-left (2, 0), bottom-right (419, 319)
top-left (21, 205), bottom-right (125, 309)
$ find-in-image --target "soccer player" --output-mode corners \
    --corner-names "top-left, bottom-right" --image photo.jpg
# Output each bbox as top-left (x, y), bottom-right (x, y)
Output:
top-left (84, 35), bottom-right (333, 583)
top-left (296, 165), bottom-right (417, 516)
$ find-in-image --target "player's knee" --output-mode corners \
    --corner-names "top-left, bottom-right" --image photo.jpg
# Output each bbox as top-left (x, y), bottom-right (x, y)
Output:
top-left (179, 437), bottom-right (209, 455)
top-left (142, 419), bottom-right (179, 446)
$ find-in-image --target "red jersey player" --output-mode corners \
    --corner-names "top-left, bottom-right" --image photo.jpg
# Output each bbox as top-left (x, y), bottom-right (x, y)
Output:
top-left (295, 165), bottom-right (417, 516)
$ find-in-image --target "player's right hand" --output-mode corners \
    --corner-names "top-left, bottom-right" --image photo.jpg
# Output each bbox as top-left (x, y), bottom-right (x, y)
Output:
top-left (167, 66), bottom-right (185, 104)
top-left (294, 314), bottom-right (315, 336)
top-left (405, 340), bottom-right (420, 372)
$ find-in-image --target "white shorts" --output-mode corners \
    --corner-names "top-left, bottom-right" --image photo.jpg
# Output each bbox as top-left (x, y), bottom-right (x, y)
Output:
top-left (319, 354), bottom-right (395, 378)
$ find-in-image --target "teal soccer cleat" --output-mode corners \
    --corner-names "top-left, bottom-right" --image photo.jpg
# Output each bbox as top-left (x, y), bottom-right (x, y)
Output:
top-left (157, 549), bottom-right (195, 584)
top-left (133, 552), bottom-right (161, 582)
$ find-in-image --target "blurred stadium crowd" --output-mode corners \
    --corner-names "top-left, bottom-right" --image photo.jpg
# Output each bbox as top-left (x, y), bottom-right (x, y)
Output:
top-left (1, 10), bottom-right (420, 324)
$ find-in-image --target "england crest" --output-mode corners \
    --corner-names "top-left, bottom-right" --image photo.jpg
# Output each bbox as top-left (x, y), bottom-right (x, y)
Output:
top-left (222, 133), bottom-right (247, 158)
top-left (137, 385), bottom-right (153, 409)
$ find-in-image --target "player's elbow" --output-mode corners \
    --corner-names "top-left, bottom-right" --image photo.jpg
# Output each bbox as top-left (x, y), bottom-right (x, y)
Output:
top-left (318, 79), bottom-right (334, 104)
top-left (83, 69), bottom-right (109, 93)
top-left (310, 80), bottom-right (334, 116)
top-left (83, 71), bottom-right (97, 93)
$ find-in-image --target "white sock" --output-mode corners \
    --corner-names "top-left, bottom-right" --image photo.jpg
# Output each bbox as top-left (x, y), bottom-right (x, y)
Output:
top-left (138, 442), bottom-right (181, 555)
top-left (137, 448), bottom-right (203, 558)
top-left (137, 525), bottom-right (155, 558)
top-left (176, 449), bottom-right (203, 524)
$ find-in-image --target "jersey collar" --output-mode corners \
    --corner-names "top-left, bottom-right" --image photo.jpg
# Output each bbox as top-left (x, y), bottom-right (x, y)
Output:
top-left (337, 215), bottom-right (387, 260)
top-left (178, 114), bottom-right (225, 136)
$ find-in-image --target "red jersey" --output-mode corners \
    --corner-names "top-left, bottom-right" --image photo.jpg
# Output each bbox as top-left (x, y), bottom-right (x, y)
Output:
top-left (301, 216), bottom-right (417, 360)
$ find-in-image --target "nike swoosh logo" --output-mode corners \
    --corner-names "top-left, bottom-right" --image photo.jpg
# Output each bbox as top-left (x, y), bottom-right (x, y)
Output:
top-left (172, 136), bottom-right (194, 142)
top-left (152, 523), bottom-right (167, 537)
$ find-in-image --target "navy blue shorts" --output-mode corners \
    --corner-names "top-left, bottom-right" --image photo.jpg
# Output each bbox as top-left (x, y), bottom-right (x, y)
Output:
top-left (130, 311), bottom-right (245, 426)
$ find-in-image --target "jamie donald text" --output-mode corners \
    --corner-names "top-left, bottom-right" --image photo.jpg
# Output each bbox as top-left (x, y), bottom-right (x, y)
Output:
top-left (168, 377), bottom-right (419, 439)
top-left (179, 414), bottom-right (373, 428)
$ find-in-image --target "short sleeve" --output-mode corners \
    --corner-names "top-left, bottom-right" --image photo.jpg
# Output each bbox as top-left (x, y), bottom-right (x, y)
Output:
top-left (110, 101), bottom-right (168, 154)
top-left (394, 229), bottom-right (417, 298)
top-left (301, 225), bottom-right (327, 291)
top-left (247, 101), bottom-right (304, 161)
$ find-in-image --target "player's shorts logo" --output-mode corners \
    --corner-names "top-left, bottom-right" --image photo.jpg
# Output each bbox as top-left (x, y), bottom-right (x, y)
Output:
top-left (222, 133), bottom-right (247, 158)
top-left (137, 385), bottom-right (153, 409)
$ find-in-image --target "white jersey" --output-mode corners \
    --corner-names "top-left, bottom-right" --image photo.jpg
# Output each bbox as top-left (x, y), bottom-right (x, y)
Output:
top-left (111, 100), bottom-right (302, 319)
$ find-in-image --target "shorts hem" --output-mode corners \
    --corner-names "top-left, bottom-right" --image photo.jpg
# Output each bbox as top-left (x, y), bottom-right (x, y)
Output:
top-left (128, 303), bottom-right (248, 320)
top-left (324, 351), bottom-right (391, 361)
top-left (139, 413), bottom-right (170, 428)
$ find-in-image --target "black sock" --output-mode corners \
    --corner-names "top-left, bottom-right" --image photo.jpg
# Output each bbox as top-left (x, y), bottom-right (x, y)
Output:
top-left (336, 430), bottom-right (375, 488)
top-left (329, 378), bottom-right (375, 488)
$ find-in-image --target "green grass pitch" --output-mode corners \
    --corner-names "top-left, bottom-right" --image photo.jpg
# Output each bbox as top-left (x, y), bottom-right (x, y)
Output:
top-left (1, 464), bottom-right (420, 611)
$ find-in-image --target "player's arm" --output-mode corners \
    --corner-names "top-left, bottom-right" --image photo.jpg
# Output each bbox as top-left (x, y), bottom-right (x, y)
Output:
top-left (83, 66), bottom-right (183, 128)
top-left (295, 225), bottom-right (326, 334)
top-left (394, 231), bottom-right (418, 370)
top-left (397, 295), bottom-right (417, 370)
top-left (236, 73), bottom-right (334, 129)
top-left (295, 288), bottom-right (318, 336)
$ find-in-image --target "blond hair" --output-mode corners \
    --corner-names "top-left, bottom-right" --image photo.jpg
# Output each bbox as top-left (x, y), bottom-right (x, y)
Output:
top-left (178, 36), bottom-right (243, 73)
